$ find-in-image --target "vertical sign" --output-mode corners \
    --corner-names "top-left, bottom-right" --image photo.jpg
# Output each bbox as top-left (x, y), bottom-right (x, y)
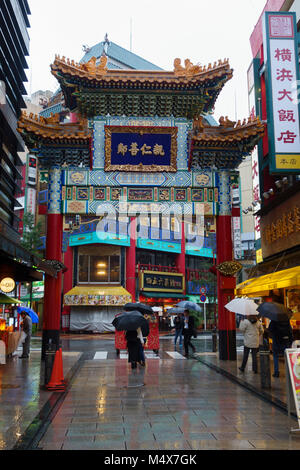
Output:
top-left (247, 61), bottom-right (262, 261)
top-left (263, 12), bottom-right (300, 173)
top-left (285, 349), bottom-right (300, 430)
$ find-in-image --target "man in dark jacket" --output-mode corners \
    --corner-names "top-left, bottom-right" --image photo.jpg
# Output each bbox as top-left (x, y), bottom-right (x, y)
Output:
top-left (268, 319), bottom-right (293, 377)
top-left (183, 310), bottom-right (196, 358)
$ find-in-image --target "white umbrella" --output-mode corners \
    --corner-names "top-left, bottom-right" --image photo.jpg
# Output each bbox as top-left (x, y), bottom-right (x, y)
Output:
top-left (225, 298), bottom-right (259, 316)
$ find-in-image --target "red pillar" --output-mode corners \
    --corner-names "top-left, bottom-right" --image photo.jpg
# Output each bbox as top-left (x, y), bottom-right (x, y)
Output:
top-left (216, 214), bottom-right (236, 360)
top-left (176, 221), bottom-right (186, 295)
top-left (42, 213), bottom-right (63, 357)
top-left (62, 245), bottom-right (73, 330)
top-left (126, 217), bottom-right (136, 301)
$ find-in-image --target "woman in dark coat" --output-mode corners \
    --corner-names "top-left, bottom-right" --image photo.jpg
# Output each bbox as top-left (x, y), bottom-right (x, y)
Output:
top-left (125, 330), bottom-right (141, 369)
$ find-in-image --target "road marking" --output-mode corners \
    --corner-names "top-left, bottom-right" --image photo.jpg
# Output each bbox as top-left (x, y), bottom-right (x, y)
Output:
top-left (94, 351), bottom-right (108, 360)
top-left (166, 351), bottom-right (186, 359)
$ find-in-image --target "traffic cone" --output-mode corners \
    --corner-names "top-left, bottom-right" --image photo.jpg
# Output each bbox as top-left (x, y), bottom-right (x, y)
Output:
top-left (58, 348), bottom-right (66, 385)
top-left (46, 350), bottom-right (65, 391)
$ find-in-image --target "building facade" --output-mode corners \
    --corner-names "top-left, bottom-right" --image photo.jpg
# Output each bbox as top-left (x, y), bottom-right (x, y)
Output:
top-left (237, 0), bottom-right (300, 336)
top-left (18, 46), bottom-right (263, 359)
top-left (0, 0), bottom-right (47, 301)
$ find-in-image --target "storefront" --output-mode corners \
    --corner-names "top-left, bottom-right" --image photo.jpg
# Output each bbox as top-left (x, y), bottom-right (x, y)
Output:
top-left (64, 285), bottom-right (132, 333)
top-left (236, 266), bottom-right (300, 336)
top-left (138, 270), bottom-right (186, 330)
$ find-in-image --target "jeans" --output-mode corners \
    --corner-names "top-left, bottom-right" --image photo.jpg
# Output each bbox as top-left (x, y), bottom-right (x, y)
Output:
top-left (174, 329), bottom-right (183, 345)
top-left (240, 346), bottom-right (258, 372)
top-left (139, 342), bottom-right (145, 363)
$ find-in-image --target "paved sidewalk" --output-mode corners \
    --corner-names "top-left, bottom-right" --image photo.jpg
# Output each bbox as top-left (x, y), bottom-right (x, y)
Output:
top-left (0, 333), bottom-right (298, 450)
top-left (0, 338), bottom-right (81, 450)
top-left (194, 349), bottom-right (289, 413)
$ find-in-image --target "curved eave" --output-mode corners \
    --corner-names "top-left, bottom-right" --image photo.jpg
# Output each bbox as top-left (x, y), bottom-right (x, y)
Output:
top-left (51, 58), bottom-right (233, 90)
top-left (51, 56), bottom-right (233, 115)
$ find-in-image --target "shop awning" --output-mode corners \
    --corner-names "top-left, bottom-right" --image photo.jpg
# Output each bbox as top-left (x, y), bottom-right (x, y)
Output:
top-left (0, 293), bottom-right (21, 304)
top-left (64, 285), bottom-right (132, 307)
top-left (235, 266), bottom-right (300, 297)
top-left (141, 292), bottom-right (186, 299)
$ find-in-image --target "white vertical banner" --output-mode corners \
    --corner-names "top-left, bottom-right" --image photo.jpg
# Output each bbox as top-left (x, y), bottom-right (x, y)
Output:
top-left (263, 12), bottom-right (300, 172)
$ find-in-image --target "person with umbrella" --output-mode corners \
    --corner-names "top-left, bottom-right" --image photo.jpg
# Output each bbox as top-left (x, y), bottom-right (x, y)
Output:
top-left (19, 311), bottom-right (32, 359)
top-left (238, 315), bottom-right (264, 374)
top-left (182, 310), bottom-right (196, 358)
top-left (112, 310), bottom-right (149, 370)
top-left (259, 296), bottom-right (294, 378)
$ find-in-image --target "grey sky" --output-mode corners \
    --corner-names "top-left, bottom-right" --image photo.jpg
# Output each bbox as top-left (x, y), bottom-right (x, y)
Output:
top-left (26, 0), bottom-right (267, 121)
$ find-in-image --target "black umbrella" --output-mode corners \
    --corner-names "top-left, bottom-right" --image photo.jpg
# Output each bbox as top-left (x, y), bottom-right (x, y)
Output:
top-left (112, 310), bottom-right (149, 336)
top-left (257, 302), bottom-right (291, 322)
top-left (124, 302), bottom-right (153, 316)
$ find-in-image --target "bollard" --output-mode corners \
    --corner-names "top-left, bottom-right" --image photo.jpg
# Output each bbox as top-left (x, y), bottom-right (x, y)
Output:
top-left (212, 328), bottom-right (218, 353)
top-left (259, 340), bottom-right (271, 389)
top-left (44, 339), bottom-right (57, 386)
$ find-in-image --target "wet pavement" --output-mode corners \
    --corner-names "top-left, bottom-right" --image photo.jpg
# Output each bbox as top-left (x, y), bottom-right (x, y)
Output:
top-left (1, 333), bottom-right (300, 451)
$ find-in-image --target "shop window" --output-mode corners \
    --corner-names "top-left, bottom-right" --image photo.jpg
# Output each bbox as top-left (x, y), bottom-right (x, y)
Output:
top-left (77, 244), bottom-right (120, 284)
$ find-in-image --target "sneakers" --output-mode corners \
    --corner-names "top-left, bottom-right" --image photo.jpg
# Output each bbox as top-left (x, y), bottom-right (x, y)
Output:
top-left (273, 372), bottom-right (280, 378)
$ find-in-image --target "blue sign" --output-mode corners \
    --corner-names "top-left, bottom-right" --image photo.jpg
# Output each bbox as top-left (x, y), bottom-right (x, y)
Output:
top-left (105, 126), bottom-right (177, 172)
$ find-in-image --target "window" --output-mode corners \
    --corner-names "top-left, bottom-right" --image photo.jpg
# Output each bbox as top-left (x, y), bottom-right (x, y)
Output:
top-left (78, 244), bottom-right (121, 284)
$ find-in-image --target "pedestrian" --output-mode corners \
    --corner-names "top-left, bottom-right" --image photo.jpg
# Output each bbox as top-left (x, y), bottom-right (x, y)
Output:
top-left (137, 327), bottom-right (146, 367)
top-left (239, 315), bottom-right (264, 373)
top-left (182, 310), bottom-right (196, 358)
top-left (267, 319), bottom-right (293, 377)
top-left (174, 313), bottom-right (184, 347)
top-left (125, 330), bottom-right (142, 369)
top-left (19, 311), bottom-right (32, 359)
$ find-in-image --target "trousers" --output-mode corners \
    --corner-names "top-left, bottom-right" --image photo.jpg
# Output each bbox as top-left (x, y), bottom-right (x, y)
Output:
top-left (241, 346), bottom-right (258, 372)
top-left (22, 335), bottom-right (31, 357)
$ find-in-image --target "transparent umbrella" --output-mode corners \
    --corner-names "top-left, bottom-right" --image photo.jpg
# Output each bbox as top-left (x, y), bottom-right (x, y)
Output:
top-left (225, 298), bottom-right (259, 316)
top-left (176, 301), bottom-right (202, 313)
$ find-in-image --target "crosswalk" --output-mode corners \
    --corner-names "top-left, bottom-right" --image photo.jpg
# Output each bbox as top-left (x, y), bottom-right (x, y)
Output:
top-left (93, 350), bottom-right (189, 360)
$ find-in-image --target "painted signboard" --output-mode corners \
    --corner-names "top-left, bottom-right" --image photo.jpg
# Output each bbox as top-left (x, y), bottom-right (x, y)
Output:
top-left (105, 126), bottom-right (178, 172)
top-left (139, 270), bottom-right (185, 293)
top-left (285, 349), bottom-right (300, 430)
top-left (263, 12), bottom-right (300, 173)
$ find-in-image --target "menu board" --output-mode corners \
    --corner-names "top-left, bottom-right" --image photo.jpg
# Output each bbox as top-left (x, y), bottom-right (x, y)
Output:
top-left (285, 349), bottom-right (300, 427)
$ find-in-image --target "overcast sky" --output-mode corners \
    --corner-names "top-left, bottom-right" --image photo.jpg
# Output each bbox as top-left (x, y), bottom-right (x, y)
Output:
top-left (26, 0), bottom-right (267, 121)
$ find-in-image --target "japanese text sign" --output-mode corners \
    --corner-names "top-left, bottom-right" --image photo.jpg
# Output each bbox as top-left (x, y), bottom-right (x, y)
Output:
top-left (263, 12), bottom-right (300, 173)
top-left (139, 270), bottom-right (184, 293)
top-left (105, 126), bottom-right (178, 172)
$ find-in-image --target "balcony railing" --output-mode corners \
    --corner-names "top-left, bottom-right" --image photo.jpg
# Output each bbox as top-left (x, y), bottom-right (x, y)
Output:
top-left (138, 263), bottom-right (179, 273)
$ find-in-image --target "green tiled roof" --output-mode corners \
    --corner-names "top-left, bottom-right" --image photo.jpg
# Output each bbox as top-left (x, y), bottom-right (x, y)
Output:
top-left (81, 40), bottom-right (163, 71)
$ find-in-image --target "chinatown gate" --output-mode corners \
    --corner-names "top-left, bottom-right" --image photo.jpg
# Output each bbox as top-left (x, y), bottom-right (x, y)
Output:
top-left (18, 54), bottom-right (264, 360)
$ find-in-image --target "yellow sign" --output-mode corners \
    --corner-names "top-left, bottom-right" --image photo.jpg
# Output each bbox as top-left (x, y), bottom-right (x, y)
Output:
top-left (256, 249), bottom-right (263, 264)
top-left (276, 154), bottom-right (300, 170)
top-left (0, 277), bottom-right (15, 293)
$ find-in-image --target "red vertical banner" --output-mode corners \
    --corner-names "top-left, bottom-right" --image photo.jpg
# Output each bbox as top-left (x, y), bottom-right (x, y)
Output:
top-left (126, 217), bottom-right (136, 302)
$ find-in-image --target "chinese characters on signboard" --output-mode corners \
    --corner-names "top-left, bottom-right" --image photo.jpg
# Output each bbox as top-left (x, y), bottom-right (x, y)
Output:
top-left (139, 270), bottom-right (184, 293)
top-left (247, 61), bottom-right (262, 255)
top-left (261, 192), bottom-right (300, 258)
top-left (105, 126), bottom-right (178, 172)
top-left (264, 12), bottom-right (300, 172)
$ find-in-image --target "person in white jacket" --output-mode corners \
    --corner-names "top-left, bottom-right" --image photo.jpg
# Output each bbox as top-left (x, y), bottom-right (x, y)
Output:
top-left (239, 315), bottom-right (264, 373)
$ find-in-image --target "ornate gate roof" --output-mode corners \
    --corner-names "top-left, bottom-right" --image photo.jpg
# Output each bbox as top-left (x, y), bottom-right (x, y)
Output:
top-left (51, 55), bottom-right (233, 118)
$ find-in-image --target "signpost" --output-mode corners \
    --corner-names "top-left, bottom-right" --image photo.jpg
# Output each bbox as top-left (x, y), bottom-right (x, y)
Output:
top-left (285, 348), bottom-right (300, 433)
